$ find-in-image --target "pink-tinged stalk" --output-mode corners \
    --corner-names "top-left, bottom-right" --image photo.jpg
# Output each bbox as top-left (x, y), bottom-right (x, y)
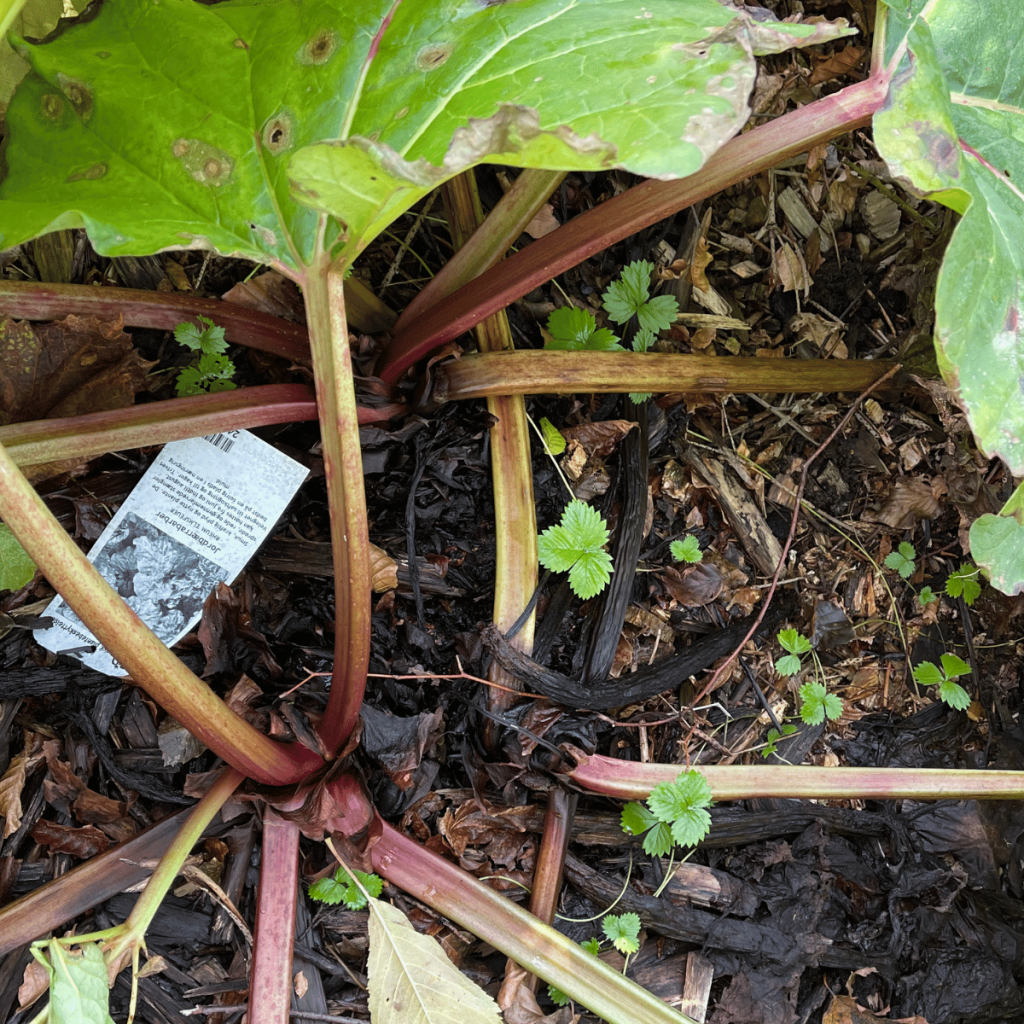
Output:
top-left (379, 75), bottom-right (888, 383)
top-left (0, 441), bottom-right (323, 785)
top-left (0, 385), bottom-right (318, 467)
top-left (301, 256), bottom-right (371, 756)
top-left (569, 753), bottom-right (1024, 801)
top-left (371, 819), bottom-right (696, 1024)
top-left (0, 280), bottom-right (310, 364)
top-left (249, 811), bottom-right (302, 1024)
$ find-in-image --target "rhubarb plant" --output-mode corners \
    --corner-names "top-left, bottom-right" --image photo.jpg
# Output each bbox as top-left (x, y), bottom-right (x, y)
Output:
top-left (0, 1), bottom-right (857, 1020)
top-left (5, 0), bottom-right (1024, 1020)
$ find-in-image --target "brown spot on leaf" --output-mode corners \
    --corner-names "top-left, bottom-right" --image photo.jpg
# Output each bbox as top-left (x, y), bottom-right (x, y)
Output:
top-left (233, 38), bottom-right (249, 50)
top-left (56, 74), bottom-right (93, 121)
top-left (262, 112), bottom-right (293, 155)
top-left (299, 29), bottom-right (337, 65)
top-left (171, 139), bottom-right (234, 187)
top-left (65, 163), bottom-right (107, 183)
top-left (41, 93), bottom-right (64, 120)
top-left (416, 42), bottom-right (454, 71)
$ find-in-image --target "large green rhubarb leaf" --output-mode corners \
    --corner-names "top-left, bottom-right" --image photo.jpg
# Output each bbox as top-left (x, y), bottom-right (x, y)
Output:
top-left (0, 0), bottom-right (851, 271)
top-left (873, 1), bottom-right (1024, 593)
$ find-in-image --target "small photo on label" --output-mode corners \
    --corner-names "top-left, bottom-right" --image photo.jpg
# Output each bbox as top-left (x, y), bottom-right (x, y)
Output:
top-left (51, 511), bottom-right (223, 647)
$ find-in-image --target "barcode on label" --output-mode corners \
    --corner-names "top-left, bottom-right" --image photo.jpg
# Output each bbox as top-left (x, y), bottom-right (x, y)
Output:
top-left (204, 433), bottom-right (234, 453)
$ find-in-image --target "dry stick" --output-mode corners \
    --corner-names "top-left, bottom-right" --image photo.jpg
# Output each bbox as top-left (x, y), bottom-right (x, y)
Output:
top-left (683, 365), bottom-right (902, 743)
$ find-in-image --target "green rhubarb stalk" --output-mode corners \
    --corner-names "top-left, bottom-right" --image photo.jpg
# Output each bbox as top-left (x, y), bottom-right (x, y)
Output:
top-left (0, 440), bottom-right (322, 785)
top-left (371, 818), bottom-right (697, 1024)
top-left (301, 245), bottom-right (372, 755)
top-left (439, 351), bottom-right (899, 401)
top-left (102, 767), bottom-right (244, 972)
top-left (442, 173), bottom-right (537, 739)
top-left (380, 75), bottom-right (888, 382)
top-left (399, 168), bottom-right (566, 331)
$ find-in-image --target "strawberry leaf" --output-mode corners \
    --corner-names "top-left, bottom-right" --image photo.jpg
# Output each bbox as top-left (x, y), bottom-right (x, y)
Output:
top-left (537, 500), bottom-right (613, 599)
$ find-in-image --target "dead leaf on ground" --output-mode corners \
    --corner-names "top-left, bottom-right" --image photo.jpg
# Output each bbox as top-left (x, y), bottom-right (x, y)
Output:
top-left (222, 270), bottom-right (306, 323)
top-left (870, 477), bottom-right (943, 529)
top-left (808, 45), bottom-right (866, 86)
top-left (0, 751), bottom-right (29, 839)
top-left (523, 203), bottom-right (560, 240)
top-left (770, 242), bottom-right (811, 294)
top-left (659, 562), bottom-right (723, 607)
top-left (560, 420), bottom-right (636, 459)
top-left (0, 313), bottom-right (153, 426)
top-left (30, 819), bottom-right (110, 858)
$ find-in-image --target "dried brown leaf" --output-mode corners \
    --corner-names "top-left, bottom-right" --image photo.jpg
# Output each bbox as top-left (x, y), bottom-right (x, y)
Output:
top-left (222, 269), bottom-right (306, 323)
top-left (871, 477), bottom-right (943, 529)
top-left (560, 420), bottom-right (636, 459)
top-left (0, 752), bottom-right (28, 839)
top-left (30, 819), bottom-right (110, 858)
top-left (0, 314), bottom-right (152, 426)
top-left (808, 45), bottom-right (866, 86)
top-left (660, 562), bottom-right (723, 607)
top-left (523, 203), bottom-right (560, 240)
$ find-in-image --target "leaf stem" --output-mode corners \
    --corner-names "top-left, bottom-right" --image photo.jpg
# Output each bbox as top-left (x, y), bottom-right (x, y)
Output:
top-left (302, 245), bottom-right (372, 755)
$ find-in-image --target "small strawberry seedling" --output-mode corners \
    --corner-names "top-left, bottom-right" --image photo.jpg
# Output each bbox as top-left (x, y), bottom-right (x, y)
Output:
top-left (913, 653), bottom-right (972, 711)
top-left (946, 563), bottom-right (982, 605)
top-left (621, 768), bottom-right (713, 857)
top-left (884, 541), bottom-right (917, 580)
top-left (670, 535), bottom-right (702, 564)
top-left (537, 499), bottom-right (614, 600)
top-left (547, 916), bottom-right (641, 1006)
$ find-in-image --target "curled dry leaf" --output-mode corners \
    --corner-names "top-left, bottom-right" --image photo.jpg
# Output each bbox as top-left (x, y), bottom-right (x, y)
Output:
top-left (30, 819), bottom-right (110, 858)
top-left (560, 419), bottom-right (636, 459)
top-left (808, 44), bottom-right (866, 86)
top-left (0, 314), bottom-right (153, 425)
top-left (870, 477), bottom-right (943, 530)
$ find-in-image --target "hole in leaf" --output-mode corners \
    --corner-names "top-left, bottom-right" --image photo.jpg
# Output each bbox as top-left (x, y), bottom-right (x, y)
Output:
top-left (262, 112), bottom-right (293, 154)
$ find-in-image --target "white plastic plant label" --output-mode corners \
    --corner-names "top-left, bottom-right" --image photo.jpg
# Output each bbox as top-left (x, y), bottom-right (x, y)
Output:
top-left (34, 430), bottom-right (308, 677)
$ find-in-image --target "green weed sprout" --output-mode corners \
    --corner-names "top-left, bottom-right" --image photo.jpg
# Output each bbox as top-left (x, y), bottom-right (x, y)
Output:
top-left (946, 563), bottom-right (982, 605)
top-left (544, 305), bottom-right (624, 352)
top-left (761, 723), bottom-right (798, 758)
top-left (173, 315), bottom-right (237, 397)
top-left (603, 259), bottom-right (678, 404)
top-left (670, 535), bottom-right (702, 564)
top-left (884, 541), bottom-right (917, 580)
top-left (774, 629), bottom-right (843, 725)
top-left (621, 769), bottom-right (713, 858)
top-left (308, 865), bottom-right (383, 911)
top-left (548, 917), bottom-right (640, 1006)
top-left (913, 653), bottom-right (972, 711)
top-left (537, 500), bottom-right (614, 600)
top-left (531, 414), bottom-right (614, 600)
